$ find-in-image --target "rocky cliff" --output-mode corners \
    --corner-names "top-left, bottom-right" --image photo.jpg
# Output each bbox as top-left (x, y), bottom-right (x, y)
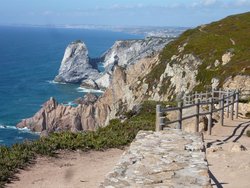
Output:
top-left (94, 37), bottom-right (170, 89)
top-left (17, 55), bottom-right (160, 132)
top-left (17, 12), bottom-right (250, 133)
top-left (55, 37), bottom-right (171, 89)
top-left (102, 37), bottom-right (170, 70)
top-left (54, 40), bottom-right (99, 83)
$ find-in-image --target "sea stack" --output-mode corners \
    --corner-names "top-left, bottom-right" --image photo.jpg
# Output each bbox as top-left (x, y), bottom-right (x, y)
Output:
top-left (54, 40), bottom-right (99, 83)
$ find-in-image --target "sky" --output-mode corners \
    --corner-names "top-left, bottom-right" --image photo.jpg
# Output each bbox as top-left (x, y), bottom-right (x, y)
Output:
top-left (0, 0), bottom-right (249, 27)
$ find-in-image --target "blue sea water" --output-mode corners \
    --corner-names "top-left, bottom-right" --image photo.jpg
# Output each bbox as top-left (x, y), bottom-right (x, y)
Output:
top-left (0, 26), bottom-right (143, 146)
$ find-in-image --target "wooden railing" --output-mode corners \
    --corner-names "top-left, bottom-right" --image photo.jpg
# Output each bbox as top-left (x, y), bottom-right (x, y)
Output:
top-left (155, 89), bottom-right (241, 135)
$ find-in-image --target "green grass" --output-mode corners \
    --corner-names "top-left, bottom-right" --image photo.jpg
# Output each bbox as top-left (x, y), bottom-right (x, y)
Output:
top-left (0, 100), bottom-right (168, 187)
top-left (143, 12), bottom-right (250, 94)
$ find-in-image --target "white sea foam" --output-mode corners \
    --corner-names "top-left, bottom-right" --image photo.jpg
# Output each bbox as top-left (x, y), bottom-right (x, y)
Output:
top-left (76, 87), bottom-right (104, 93)
top-left (47, 80), bottom-right (67, 85)
top-left (17, 127), bottom-right (40, 135)
top-left (17, 127), bottom-right (30, 131)
top-left (0, 124), bottom-right (17, 129)
top-left (16, 136), bottom-right (24, 140)
top-left (63, 101), bottom-right (77, 107)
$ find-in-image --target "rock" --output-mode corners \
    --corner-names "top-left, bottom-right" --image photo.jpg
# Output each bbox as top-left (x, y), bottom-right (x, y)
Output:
top-left (155, 53), bottom-right (203, 98)
top-left (214, 59), bottom-right (220, 67)
top-left (211, 78), bottom-right (219, 90)
top-left (40, 130), bottom-right (49, 138)
top-left (238, 103), bottom-right (250, 117)
top-left (102, 37), bottom-right (170, 70)
top-left (74, 93), bottom-right (98, 105)
top-left (230, 143), bottom-right (247, 152)
top-left (54, 40), bottom-right (99, 83)
top-left (80, 79), bottom-right (99, 90)
top-left (16, 97), bottom-right (59, 132)
top-left (95, 72), bottom-right (111, 89)
top-left (206, 146), bottom-right (223, 153)
top-left (222, 51), bottom-right (234, 65)
top-left (223, 75), bottom-right (250, 91)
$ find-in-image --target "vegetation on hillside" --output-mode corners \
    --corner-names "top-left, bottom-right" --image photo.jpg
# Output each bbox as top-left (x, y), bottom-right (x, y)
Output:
top-left (0, 101), bottom-right (170, 187)
top-left (147, 12), bottom-right (250, 92)
top-left (247, 130), bottom-right (250, 137)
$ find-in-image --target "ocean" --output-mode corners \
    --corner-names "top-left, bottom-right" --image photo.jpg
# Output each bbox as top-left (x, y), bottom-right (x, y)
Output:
top-left (0, 26), bottom-right (143, 146)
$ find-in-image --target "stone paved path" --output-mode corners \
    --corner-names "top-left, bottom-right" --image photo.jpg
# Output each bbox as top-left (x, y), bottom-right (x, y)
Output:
top-left (101, 129), bottom-right (211, 188)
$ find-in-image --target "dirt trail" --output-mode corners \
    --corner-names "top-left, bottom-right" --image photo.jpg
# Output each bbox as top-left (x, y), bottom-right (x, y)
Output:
top-left (204, 118), bottom-right (250, 188)
top-left (6, 149), bottom-right (124, 188)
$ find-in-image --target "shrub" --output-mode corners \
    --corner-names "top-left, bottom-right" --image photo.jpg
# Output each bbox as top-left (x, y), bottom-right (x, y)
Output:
top-left (246, 112), bottom-right (250, 119)
top-left (246, 130), bottom-right (250, 137)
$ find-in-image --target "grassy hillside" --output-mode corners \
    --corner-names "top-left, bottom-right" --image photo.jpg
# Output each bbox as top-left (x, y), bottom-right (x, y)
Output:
top-left (148, 12), bottom-right (250, 92)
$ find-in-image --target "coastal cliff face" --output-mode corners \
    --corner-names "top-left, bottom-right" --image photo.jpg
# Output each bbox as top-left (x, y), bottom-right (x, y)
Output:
top-left (94, 37), bottom-right (170, 89)
top-left (102, 37), bottom-right (170, 70)
top-left (54, 41), bottom-right (99, 83)
top-left (56, 37), bottom-right (171, 89)
top-left (17, 12), bottom-right (250, 133)
top-left (17, 55), bottom-right (160, 132)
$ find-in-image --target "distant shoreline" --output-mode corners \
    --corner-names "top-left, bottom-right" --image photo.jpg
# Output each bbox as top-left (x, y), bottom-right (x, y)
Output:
top-left (0, 24), bottom-right (188, 38)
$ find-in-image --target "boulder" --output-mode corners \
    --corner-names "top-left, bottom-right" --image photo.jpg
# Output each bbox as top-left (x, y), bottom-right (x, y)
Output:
top-left (223, 142), bottom-right (247, 152)
top-left (74, 93), bottom-right (99, 105)
top-left (80, 79), bottom-right (99, 90)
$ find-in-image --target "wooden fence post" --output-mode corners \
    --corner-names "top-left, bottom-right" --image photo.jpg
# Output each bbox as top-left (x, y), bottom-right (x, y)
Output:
top-left (183, 95), bottom-right (186, 106)
top-left (195, 99), bottom-right (200, 132)
top-left (230, 92), bottom-right (235, 120)
top-left (160, 117), bottom-right (165, 130)
top-left (156, 105), bottom-right (162, 131)
top-left (208, 98), bottom-right (213, 135)
top-left (178, 102), bottom-right (183, 129)
top-left (220, 95), bottom-right (224, 126)
top-left (226, 90), bottom-right (230, 118)
top-left (235, 89), bottom-right (239, 119)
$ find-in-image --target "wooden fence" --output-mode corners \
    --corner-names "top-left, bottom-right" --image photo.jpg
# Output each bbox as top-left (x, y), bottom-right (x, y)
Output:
top-left (155, 89), bottom-right (242, 135)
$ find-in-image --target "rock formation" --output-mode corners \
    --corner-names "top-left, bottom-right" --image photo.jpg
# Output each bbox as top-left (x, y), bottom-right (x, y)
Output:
top-left (17, 55), bottom-right (160, 132)
top-left (54, 40), bottom-right (99, 83)
top-left (55, 37), bottom-right (171, 89)
top-left (94, 37), bottom-right (170, 89)
top-left (223, 75), bottom-right (250, 91)
top-left (102, 37), bottom-right (170, 70)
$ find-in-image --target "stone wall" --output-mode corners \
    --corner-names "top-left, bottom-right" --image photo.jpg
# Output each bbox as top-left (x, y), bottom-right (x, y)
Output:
top-left (100, 129), bottom-right (211, 188)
